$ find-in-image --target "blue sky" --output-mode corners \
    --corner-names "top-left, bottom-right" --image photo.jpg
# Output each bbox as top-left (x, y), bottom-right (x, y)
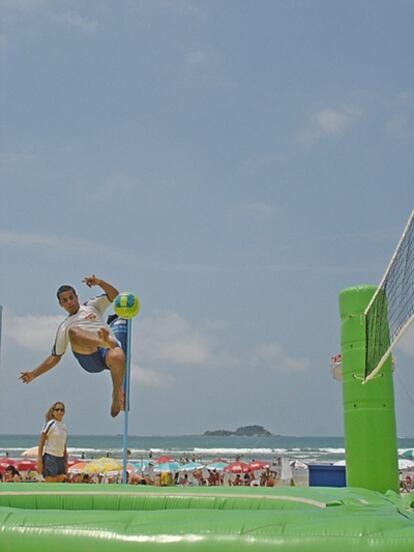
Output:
top-left (0, 0), bottom-right (413, 436)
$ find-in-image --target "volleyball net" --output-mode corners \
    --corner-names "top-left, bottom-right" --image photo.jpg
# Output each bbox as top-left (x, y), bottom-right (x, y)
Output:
top-left (364, 210), bottom-right (414, 383)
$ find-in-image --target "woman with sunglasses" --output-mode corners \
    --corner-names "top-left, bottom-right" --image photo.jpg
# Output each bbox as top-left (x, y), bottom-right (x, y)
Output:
top-left (37, 401), bottom-right (68, 482)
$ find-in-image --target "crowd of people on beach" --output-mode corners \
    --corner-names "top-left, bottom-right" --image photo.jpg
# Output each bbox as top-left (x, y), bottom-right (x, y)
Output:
top-left (3, 455), bottom-right (414, 490)
top-left (0, 460), bottom-right (287, 487)
top-left (0, 453), bottom-right (296, 487)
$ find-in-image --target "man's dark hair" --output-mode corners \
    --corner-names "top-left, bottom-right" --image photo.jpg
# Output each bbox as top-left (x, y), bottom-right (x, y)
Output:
top-left (56, 285), bottom-right (77, 300)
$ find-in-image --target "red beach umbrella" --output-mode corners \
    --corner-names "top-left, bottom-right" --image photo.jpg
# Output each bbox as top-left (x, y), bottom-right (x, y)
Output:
top-left (68, 462), bottom-right (88, 474)
top-left (154, 455), bottom-right (175, 463)
top-left (224, 461), bottom-right (250, 474)
top-left (0, 460), bottom-right (18, 474)
top-left (67, 458), bottom-right (82, 468)
top-left (248, 460), bottom-right (270, 472)
top-left (14, 459), bottom-right (38, 472)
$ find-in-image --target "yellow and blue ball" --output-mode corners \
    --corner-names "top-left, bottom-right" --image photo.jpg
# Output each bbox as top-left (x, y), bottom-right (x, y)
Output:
top-left (113, 292), bottom-right (140, 319)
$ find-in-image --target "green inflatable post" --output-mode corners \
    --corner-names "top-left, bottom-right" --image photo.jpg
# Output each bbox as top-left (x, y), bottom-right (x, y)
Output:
top-left (339, 285), bottom-right (399, 493)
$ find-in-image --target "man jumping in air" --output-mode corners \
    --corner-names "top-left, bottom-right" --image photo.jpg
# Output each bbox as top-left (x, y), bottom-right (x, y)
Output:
top-left (19, 275), bottom-right (125, 417)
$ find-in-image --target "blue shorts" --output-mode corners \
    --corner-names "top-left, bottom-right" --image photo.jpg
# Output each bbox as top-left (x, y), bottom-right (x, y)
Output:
top-left (43, 453), bottom-right (65, 477)
top-left (73, 348), bottom-right (110, 373)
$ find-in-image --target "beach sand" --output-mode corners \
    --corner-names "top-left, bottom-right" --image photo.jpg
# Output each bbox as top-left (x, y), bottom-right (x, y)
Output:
top-left (291, 468), bottom-right (309, 487)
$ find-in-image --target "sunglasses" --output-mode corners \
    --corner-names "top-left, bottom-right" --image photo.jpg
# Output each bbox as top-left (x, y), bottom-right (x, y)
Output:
top-left (54, 408), bottom-right (65, 412)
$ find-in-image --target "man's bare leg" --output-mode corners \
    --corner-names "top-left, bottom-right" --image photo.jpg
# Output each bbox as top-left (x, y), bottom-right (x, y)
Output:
top-left (68, 326), bottom-right (124, 417)
top-left (68, 326), bottom-right (117, 354)
top-left (97, 328), bottom-right (118, 350)
top-left (45, 474), bottom-right (65, 483)
top-left (106, 348), bottom-right (125, 417)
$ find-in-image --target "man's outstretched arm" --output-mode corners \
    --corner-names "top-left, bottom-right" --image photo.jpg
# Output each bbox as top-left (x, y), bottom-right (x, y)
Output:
top-left (82, 275), bottom-right (119, 302)
top-left (19, 354), bottom-right (62, 383)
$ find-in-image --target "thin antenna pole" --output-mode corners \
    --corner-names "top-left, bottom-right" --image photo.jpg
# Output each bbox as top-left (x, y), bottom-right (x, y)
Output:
top-left (122, 319), bottom-right (132, 483)
top-left (0, 306), bottom-right (2, 361)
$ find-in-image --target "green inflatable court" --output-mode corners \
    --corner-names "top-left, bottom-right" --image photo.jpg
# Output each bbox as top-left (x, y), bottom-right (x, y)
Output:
top-left (1, 483), bottom-right (414, 551)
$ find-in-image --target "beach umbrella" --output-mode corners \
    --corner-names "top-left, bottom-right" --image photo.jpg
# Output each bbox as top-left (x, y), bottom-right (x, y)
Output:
top-left (154, 455), bottom-right (175, 463)
top-left (133, 459), bottom-right (152, 471)
top-left (224, 461), bottom-right (250, 474)
top-left (125, 463), bottom-right (137, 474)
top-left (14, 459), bottom-right (37, 472)
top-left (248, 460), bottom-right (270, 471)
top-left (179, 462), bottom-right (205, 472)
top-left (153, 461), bottom-right (182, 473)
top-left (68, 462), bottom-right (88, 474)
top-left (0, 459), bottom-right (17, 467)
top-left (21, 446), bottom-right (38, 458)
top-left (67, 458), bottom-right (82, 468)
top-left (105, 464), bottom-right (137, 476)
top-left (103, 464), bottom-right (137, 476)
top-left (206, 461), bottom-right (228, 471)
top-left (402, 449), bottom-right (414, 459)
top-left (0, 460), bottom-right (17, 474)
top-left (399, 459), bottom-right (414, 470)
top-left (290, 460), bottom-right (308, 470)
top-left (82, 457), bottom-right (123, 474)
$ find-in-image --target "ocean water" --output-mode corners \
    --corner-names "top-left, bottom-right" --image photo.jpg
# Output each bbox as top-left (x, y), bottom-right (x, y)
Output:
top-left (1, 434), bottom-right (414, 464)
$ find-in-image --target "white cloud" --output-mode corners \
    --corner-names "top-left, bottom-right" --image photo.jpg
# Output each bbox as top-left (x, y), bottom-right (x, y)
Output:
top-left (144, 0), bottom-right (203, 17)
top-left (385, 115), bottom-right (414, 143)
top-left (3, 306), bottom-right (310, 388)
top-left (131, 362), bottom-right (173, 387)
top-left (314, 106), bottom-right (360, 134)
top-left (0, 151), bottom-right (36, 163)
top-left (54, 13), bottom-right (99, 33)
top-left (185, 50), bottom-right (207, 65)
top-left (98, 172), bottom-right (136, 199)
top-left (4, 311), bottom-right (63, 352)
top-left (299, 105), bottom-right (362, 145)
top-left (136, 312), bottom-right (311, 376)
top-left (138, 311), bottom-right (211, 366)
top-left (393, 92), bottom-right (414, 108)
top-left (0, 229), bottom-right (99, 254)
top-left (0, 229), bottom-right (135, 265)
top-left (250, 342), bottom-right (310, 373)
top-left (2, 309), bottom-right (174, 387)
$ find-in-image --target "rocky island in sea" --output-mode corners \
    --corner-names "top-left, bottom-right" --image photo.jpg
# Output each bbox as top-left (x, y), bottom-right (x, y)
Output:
top-left (203, 425), bottom-right (273, 437)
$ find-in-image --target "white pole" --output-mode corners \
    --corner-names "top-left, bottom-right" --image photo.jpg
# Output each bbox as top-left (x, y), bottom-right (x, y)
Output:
top-left (0, 306), bottom-right (2, 362)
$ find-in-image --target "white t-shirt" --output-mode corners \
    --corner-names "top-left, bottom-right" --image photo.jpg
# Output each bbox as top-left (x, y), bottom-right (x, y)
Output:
top-left (52, 294), bottom-right (113, 356)
top-left (42, 419), bottom-right (67, 457)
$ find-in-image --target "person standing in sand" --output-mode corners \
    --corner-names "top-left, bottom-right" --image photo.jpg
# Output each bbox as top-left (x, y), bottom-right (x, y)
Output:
top-left (38, 401), bottom-right (68, 483)
top-left (19, 275), bottom-right (125, 417)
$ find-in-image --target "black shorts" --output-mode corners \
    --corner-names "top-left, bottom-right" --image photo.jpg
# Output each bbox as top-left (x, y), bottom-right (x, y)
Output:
top-left (43, 453), bottom-right (65, 477)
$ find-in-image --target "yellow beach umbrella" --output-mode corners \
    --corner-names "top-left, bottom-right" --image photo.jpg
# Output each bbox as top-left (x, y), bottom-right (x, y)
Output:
top-left (82, 457), bottom-right (123, 474)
